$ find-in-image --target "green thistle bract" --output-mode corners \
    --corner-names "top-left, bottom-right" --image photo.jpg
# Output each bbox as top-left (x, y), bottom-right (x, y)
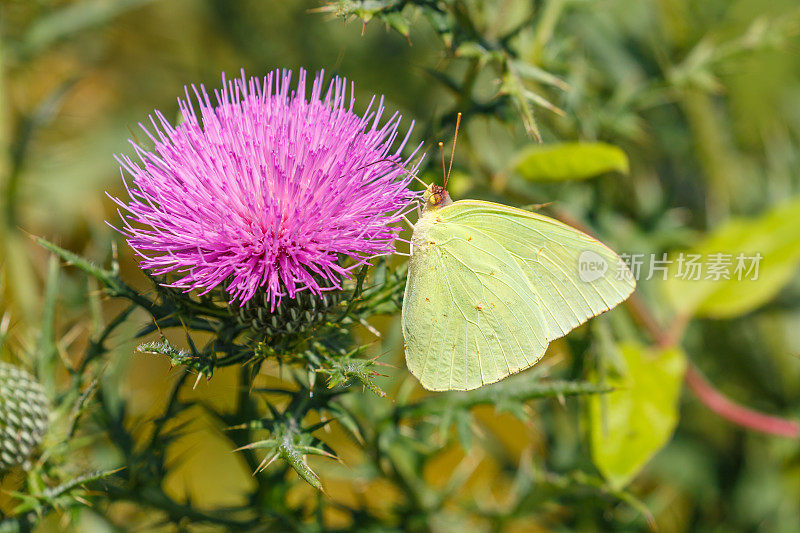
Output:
top-left (235, 286), bottom-right (343, 339)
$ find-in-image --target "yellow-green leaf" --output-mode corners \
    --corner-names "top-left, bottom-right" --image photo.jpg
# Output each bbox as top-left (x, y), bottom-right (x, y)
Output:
top-left (589, 343), bottom-right (686, 490)
top-left (512, 142), bottom-right (629, 182)
top-left (662, 197), bottom-right (800, 318)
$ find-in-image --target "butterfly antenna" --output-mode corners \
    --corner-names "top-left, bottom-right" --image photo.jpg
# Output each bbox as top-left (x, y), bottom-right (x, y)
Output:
top-left (438, 141), bottom-right (446, 184)
top-left (445, 112), bottom-right (462, 187)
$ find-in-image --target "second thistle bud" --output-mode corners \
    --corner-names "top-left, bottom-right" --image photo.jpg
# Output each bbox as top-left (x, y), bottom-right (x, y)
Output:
top-left (0, 362), bottom-right (50, 471)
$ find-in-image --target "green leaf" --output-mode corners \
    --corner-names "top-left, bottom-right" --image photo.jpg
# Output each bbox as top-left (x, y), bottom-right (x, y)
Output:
top-left (512, 142), bottom-right (630, 182)
top-left (589, 342), bottom-right (686, 490)
top-left (662, 196), bottom-right (800, 318)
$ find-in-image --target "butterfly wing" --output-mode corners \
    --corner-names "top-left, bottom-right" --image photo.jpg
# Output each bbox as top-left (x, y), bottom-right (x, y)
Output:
top-left (402, 221), bottom-right (549, 391)
top-left (437, 200), bottom-right (636, 341)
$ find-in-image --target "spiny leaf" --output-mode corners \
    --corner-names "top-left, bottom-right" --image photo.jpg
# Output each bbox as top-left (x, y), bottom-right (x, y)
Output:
top-left (34, 236), bottom-right (151, 309)
top-left (239, 428), bottom-right (327, 491)
top-left (400, 378), bottom-right (612, 418)
top-left (279, 440), bottom-right (323, 491)
top-left (136, 337), bottom-right (213, 377)
top-left (12, 468), bottom-right (124, 514)
top-left (41, 468), bottom-right (125, 500)
top-left (34, 236), bottom-right (115, 288)
top-left (318, 358), bottom-right (387, 398)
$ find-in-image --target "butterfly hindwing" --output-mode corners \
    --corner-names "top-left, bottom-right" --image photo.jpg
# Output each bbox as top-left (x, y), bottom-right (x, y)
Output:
top-left (402, 222), bottom-right (549, 391)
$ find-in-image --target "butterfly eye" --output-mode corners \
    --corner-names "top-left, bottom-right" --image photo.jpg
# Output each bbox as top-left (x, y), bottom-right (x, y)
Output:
top-left (430, 194), bottom-right (440, 205)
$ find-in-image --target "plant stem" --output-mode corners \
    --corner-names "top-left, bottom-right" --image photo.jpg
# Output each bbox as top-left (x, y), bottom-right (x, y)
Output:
top-left (684, 364), bottom-right (799, 438)
top-left (626, 293), bottom-right (799, 439)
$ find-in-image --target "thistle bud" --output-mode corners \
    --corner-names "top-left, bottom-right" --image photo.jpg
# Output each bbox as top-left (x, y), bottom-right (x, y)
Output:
top-left (0, 362), bottom-right (50, 471)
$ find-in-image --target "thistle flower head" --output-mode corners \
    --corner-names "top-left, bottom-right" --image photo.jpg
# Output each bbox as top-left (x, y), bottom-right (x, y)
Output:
top-left (111, 69), bottom-right (420, 308)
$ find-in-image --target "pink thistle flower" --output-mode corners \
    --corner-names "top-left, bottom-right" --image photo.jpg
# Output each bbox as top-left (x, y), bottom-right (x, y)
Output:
top-left (110, 69), bottom-right (420, 308)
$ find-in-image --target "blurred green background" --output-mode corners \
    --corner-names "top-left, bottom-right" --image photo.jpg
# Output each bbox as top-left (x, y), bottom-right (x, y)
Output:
top-left (2, 0), bottom-right (800, 531)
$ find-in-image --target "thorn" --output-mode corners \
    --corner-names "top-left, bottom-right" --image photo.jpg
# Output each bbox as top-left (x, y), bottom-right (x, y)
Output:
top-left (358, 317), bottom-right (381, 337)
top-left (369, 352), bottom-right (396, 368)
top-left (193, 372), bottom-right (203, 390)
top-left (254, 452), bottom-right (279, 475)
top-left (153, 318), bottom-right (165, 338)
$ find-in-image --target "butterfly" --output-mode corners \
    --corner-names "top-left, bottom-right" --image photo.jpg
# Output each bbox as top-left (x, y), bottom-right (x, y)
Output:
top-left (401, 115), bottom-right (635, 391)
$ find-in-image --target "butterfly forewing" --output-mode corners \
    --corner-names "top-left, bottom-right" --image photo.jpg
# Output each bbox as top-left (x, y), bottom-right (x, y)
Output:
top-left (402, 221), bottom-right (549, 391)
top-left (437, 201), bottom-right (636, 341)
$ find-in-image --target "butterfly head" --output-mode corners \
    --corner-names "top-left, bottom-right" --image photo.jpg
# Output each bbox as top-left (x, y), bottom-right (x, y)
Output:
top-left (423, 183), bottom-right (453, 211)
top-left (423, 112), bottom-right (461, 212)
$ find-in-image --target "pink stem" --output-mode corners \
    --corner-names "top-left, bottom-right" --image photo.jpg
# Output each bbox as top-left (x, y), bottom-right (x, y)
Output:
top-left (625, 294), bottom-right (799, 439)
top-left (684, 365), bottom-right (800, 438)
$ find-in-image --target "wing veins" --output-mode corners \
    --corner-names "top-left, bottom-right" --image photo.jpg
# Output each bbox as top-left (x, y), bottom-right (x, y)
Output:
top-left (437, 242), bottom-right (542, 373)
